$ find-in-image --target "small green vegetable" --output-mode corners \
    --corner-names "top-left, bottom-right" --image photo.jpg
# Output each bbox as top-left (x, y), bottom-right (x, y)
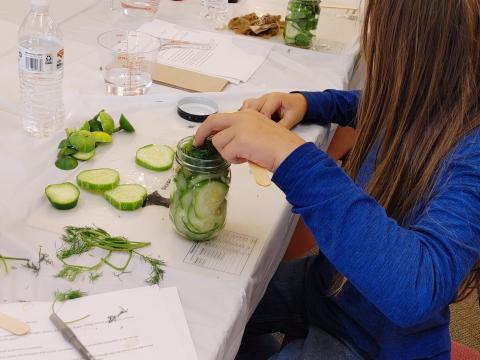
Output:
top-left (92, 131), bottom-right (112, 143)
top-left (68, 130), bottom-right (96, 153)
top-left (58, 139), bottom-right (71, 149)
top-left (98, 111), bottom-right (115, 134)
top-left (80, 121), bottom-right (90, 131)
top-left (55, 156), bottom-right (78, 170)
top-left (88, 119), bottom-right (102, 132)
top-left (72, 150), bottom-right (95, 161)
top-left (54, 110), bottom-right (135, 170)
top-left (119, 114), bottom-right (135, 132)
top-left (58, 147), bottom-right (77, 157)
top-left (65, 128), bottom-right (77, 137)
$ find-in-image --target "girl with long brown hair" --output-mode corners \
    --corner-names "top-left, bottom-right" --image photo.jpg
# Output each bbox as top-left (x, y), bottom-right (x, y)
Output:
top-left (195, 0), bottom-right (480, 358)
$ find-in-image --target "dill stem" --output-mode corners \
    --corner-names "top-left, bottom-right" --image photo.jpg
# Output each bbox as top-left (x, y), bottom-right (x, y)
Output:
top-left (103, 251), bottom-right (133, 272)
top-left (0, 255), bottom-right (31, 274)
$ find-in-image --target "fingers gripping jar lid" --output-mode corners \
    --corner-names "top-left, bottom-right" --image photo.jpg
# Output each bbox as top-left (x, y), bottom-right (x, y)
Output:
top-left (177, 97), bottom-right (219, 123)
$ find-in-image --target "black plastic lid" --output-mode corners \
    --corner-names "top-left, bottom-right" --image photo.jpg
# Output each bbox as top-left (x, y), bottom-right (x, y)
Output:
top-left (177, 97), bottom-right (219, 123)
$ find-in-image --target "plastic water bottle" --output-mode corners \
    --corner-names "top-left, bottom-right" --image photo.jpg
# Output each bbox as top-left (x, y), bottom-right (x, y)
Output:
top-left (200, 0), bottom-right (228, 29)
top-left (18, 0), bottom-right (65, 138)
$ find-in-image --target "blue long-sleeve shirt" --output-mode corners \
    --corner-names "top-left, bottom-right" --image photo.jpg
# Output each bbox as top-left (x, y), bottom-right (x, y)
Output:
top-left (272, 90), bottom-right (480, 358)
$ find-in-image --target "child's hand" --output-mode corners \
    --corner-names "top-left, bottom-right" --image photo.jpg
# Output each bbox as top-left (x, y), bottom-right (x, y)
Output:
top-left (194, 110), bottom-right (305, 172)
top-left (241, 92), bottom-right (308, 130)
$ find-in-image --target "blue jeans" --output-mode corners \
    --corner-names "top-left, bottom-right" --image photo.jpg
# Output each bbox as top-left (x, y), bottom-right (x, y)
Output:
top-left (236, 257), bottom-right (363, 360)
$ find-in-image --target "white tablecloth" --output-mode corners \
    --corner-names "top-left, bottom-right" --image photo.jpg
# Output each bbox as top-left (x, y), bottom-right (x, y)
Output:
top-left (0, 1), bottom-right (360, 359)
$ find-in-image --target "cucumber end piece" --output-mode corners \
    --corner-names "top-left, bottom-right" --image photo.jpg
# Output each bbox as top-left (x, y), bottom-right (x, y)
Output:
top-left (119, 114), bottom-right (135, 132)
top-left (45, 182), bottom-right (80, 210)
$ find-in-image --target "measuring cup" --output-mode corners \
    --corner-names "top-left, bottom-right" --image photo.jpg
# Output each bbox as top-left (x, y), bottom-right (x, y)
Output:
top-left (97, 30), bottom-right (160, 96)
top-left (120, 0), bottom-right (160, 16)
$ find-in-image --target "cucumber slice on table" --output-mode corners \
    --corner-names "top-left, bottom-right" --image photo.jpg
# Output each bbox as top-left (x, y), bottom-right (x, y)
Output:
top-left (104, 184), bottom-right (147, 211)
top-left (76, 168), bottom-right (120, 192)
top-left (193, 181), bottom-right (229, 218)
top-left (136, 144), bottom-right (174, 171)
top-left (72, 150), bottom-right (95, 161)
top-left (45, 182), bottom-right (80, 210)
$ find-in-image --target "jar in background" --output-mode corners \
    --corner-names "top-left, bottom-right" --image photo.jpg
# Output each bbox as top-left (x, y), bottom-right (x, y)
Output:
top-left (283, 0), bottom-right (321, 49)
top-left (170, 136), bottom-right (231, 242)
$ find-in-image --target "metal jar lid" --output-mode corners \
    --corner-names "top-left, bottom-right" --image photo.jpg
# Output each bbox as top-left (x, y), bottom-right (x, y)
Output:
top-left (176, 97), bottom-right (219, 123)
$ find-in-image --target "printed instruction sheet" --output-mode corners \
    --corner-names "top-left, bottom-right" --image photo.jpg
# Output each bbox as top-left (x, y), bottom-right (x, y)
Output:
top-left (0, 287), bottom-right (197, 360)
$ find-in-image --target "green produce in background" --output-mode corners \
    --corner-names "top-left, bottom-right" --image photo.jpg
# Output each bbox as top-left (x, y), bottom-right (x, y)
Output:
top-left (284, 0), bottom-right (320, 48)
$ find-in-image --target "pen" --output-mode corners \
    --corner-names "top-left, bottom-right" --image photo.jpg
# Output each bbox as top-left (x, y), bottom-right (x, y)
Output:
top-left (49, 313), bottom-right (96, 360)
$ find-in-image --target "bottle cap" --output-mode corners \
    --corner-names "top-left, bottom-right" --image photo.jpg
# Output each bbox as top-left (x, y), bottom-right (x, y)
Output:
top-left (31, 0), bottom-right (49, 7)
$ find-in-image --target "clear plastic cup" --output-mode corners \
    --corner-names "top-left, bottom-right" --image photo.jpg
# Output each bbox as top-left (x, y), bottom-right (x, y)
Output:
top-left (97, 30), bottom-right (160, 96)
top-left (120, 0), bottom-right (160, 16)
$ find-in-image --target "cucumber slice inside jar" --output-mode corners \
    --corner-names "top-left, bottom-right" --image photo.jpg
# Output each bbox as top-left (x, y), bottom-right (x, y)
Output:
top-left (192, 181), bottom-right (229, 218)
top-left (180, 191), bottom-right (194, 210)
top-left (187, 201), bottom-right (226, 233)
top-left (45, 182), bottom-right (80, 210)
top-left (104, 184), bottom-right (147, 211)
top-left (76, 168), bottom-right (120, 192)
top-left (136, 144), bottom-right (174, 171)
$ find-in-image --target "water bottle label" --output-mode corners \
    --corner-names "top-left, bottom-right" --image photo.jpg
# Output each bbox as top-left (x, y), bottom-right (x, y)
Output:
top-left (18, 47), bottom-right (64, 73)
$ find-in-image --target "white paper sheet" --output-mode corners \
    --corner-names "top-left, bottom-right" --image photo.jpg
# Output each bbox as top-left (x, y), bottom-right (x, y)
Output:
top-left (138, 20), bottom-right (273, 83)
top-left (0, 287), bottom-right (197, 360)
top-left (184, 231), bottom-right (257, 275)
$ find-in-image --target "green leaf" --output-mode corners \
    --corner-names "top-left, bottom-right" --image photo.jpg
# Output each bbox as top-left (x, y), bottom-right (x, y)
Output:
top-left (119, 114), bottom-right (135, 132)
top-left (55, 156), bottom-right (78, 170)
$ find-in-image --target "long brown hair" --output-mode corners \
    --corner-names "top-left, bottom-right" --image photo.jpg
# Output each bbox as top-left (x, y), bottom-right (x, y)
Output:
top-left (334, 0), bottom-right (480, 303)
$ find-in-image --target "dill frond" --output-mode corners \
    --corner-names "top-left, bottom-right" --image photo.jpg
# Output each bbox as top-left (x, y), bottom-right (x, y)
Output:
top-left (56, 265), bottom-right (85, 282)
top-left (54, 289), bottom-right (86, 302)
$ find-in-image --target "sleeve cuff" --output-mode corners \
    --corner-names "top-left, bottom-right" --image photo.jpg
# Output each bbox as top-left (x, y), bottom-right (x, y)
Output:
top-left (294, 91), bottom-right (331, 125)
top-left (273, 142), bottom-right (331, 195)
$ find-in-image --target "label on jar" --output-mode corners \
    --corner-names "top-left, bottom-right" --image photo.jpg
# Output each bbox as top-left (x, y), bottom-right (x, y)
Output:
top-left (18, 47), bottom-right (64, 73)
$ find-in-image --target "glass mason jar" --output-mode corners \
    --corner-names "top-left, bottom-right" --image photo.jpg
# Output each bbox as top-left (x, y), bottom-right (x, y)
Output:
top-left (283, 0), bottom-right (321, 49)
top-left (170, 136), bottom-right (231, 242)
